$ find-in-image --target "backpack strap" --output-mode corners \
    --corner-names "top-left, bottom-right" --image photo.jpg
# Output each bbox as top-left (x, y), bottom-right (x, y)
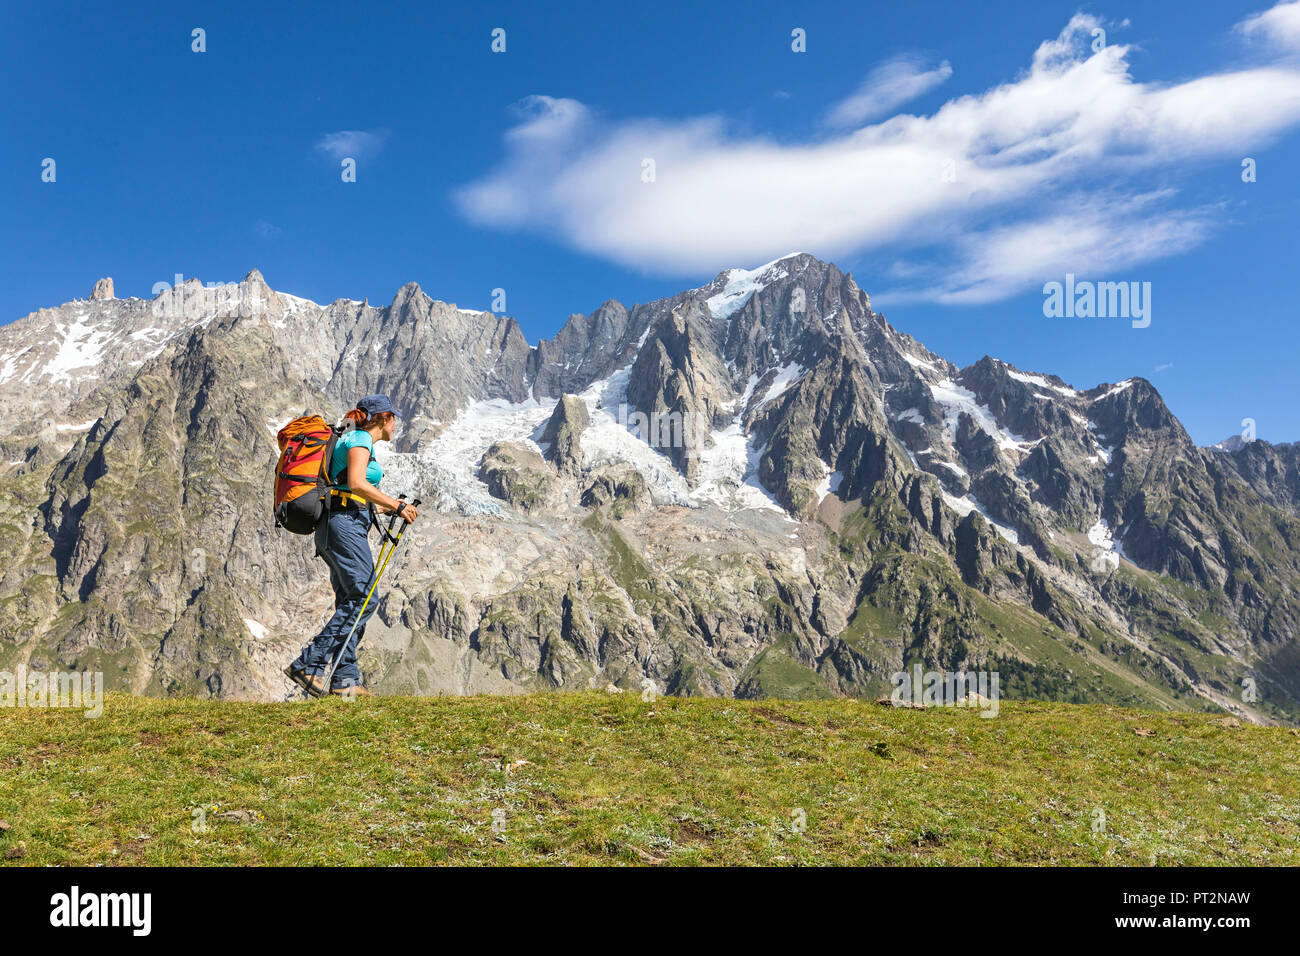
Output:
top-left (327, 429), bottom-right (376, 488)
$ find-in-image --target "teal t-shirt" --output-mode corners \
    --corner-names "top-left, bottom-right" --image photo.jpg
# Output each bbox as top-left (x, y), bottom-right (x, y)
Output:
top-left (331, 429), bottom-right (383, 490)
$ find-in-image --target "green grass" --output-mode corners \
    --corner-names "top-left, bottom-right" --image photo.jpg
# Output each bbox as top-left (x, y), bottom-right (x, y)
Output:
top-left (737, 634), bottom-right (837, 699)
top-left (1, 692), bottom-right (1296, 866)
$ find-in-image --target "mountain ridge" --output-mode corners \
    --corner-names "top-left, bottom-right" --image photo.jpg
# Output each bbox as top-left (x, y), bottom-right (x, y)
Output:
top-left (1, 259), bottom-right (1275, 451)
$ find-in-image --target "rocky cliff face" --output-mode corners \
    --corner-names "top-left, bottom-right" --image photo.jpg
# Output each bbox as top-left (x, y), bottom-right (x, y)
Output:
top-left (1, 254), bottom-right (1297, 723)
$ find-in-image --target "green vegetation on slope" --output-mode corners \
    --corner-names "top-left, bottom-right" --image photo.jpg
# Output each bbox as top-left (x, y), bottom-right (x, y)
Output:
top-left (0, 693), bottom-right (1295, 866)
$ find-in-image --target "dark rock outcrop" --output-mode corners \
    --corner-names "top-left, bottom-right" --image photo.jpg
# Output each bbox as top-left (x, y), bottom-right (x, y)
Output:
top-left (539, 394), bottom-right (589, 477)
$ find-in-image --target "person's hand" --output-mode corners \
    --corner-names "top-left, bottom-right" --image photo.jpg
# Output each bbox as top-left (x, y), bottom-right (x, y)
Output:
top-left (396, 502), bottom-right (419, 523)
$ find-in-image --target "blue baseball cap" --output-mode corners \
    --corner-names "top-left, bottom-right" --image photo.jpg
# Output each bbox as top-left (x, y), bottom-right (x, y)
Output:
top-left (357, 393), bottom-right (402, 418)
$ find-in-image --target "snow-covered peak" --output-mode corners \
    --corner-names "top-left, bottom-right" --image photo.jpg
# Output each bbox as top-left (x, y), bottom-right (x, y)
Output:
top-left (0, 272), bottom-right (337, 406)
top-left (1093, 379), bottom-right (1135, 402)
top-left (278, 292), bottom-right (321, 314)
top-left (999, 362), bottom-right (1079, 398)
top-left (703, 253), bottom-right (806, 319)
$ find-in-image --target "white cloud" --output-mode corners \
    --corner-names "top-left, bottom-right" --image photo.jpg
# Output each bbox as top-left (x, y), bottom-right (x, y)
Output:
top-left (315, 129), bottom-right (386, 161)
top-left (454, 5), bottom-right (1300, 303)
top-left (883, 191), bottom-right (1218, 304)
top-left (1237, 0), bottom-right (1300, 50)
top-left (456, 97), bottom-right (595, 228)
top-left (825, 55), bottom-right (953, 127)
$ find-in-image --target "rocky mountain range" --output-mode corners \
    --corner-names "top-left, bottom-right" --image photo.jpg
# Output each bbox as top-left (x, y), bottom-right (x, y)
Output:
top-left (1, 254), bottom-right (1297, 723)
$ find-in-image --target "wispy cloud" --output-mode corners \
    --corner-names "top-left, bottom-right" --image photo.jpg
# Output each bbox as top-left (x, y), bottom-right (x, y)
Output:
top-left (252, 219), bottom-right (282, 239)
top-left (1154, 362), bottom-right (1174, 372)
top-left (315, 129), bottom-right (387, 161)
top-left (454, 4), bottom-right (1300, 304)
top-left (825, 55), bottom-right (952, 127)
top-left (1236, 0), bottom-right (1300, 50)
top-left (887, 192), bottom-right (1218, 305)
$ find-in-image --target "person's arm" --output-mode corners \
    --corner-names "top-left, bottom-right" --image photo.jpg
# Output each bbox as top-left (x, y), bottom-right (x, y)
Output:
top-left (345, 445), bottom-right (418, 520)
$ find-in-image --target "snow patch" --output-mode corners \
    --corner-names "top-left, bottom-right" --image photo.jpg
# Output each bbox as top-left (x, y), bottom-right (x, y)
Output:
top-left (692, 370), bottom-right (788, 515)
top-left (756, 363), bottom-right (805, 407)
top-left (1094, 380), bottom-right (1134, 401)
top-left (129, 327), bottom-right (169, 342)
top-left (902, 353), bottom-right (940, 373)
top-left (43, 318), bottom-right (109, 384)
top-left (941, 492), bottom-right (1019, 545)
top-left (278, 293), bottom-right (320, 314)
top-left (1087, 518), bottom-right (1121, 571)
top-left (633, 322), bottom-right (654, 351)
top-left (1086, 442), bottom-right (1115, 466)
top-left (692, 424), bottom-right (786, 514)
top-left (578, 367), bottom-right (695, 507)
top-left (1004, 368), bottom-right (1077, 397)
top-left (929, 378), bottom-right (1035, 452)
top-left (723, 373), bottom-right (760, 414)
top-left (55, 419), bottom-right (98, 433)
top-left (0, 347), bottom-right (33, 385)
top-left (815, 462), bottom-right (844, 504)
top-left (704, 256), bottom-right (798, 319)
top-left (1087, 518), bottom-right (1114, 548)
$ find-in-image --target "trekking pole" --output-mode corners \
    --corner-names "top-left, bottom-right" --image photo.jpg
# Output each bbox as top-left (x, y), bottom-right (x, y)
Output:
top-left (318, 495), bottom-right (421, 696)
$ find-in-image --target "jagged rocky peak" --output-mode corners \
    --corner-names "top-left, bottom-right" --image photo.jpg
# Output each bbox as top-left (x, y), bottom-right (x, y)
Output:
top-left (390, 280), bottom-right (428, 309)
top-left (90, 277), bottom-right (114, 300)
top-left (239, 269), bottom-right (280, 310)
top-left (539, 394), bottom-right (589, 477)
top-left (628, 306), bottom-right (736, 481)
top-left (241, 268), bottom-right (270, 288)
top-left (1086, 377), bottom-right (1187, 441)
top-left (1209, 434), bottom-right (1248, 453)
top-left (697, 252), bottom-right (820, 306)
top-left (695, 253), bottom-right (878, 383)
top-left (954, 356), bottom-right (1085, 443)
top-left (531, 299), bottom-right (635, 400)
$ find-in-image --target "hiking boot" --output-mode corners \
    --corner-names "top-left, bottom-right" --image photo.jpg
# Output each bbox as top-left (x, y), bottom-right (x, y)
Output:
top-left (330, 684), bottom-right (373, 699)
top-left (284, 665), bottom-right (328, 698)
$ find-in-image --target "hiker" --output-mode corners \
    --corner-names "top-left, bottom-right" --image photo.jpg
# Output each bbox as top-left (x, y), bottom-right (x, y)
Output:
top-left (284, 394), bottom-right (418, 697)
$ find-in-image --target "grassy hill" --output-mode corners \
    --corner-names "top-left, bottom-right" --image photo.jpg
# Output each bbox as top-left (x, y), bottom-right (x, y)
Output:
top-left (1, 692), bottom-right (1296, 866)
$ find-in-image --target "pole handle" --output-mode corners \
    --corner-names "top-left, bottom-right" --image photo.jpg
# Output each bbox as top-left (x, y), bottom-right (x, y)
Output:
top-left (397, 496), bottom-right (421, 526)
top-left (386, 494), bottom-right (408, 532)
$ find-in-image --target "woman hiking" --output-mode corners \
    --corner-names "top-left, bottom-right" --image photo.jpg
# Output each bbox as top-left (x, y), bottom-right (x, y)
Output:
top-left (284, 394), bottom-right (418, 697)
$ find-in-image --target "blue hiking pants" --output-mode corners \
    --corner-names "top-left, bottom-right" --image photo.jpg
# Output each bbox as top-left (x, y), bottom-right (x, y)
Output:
top-left (292, 508), bottom-right (376, 689)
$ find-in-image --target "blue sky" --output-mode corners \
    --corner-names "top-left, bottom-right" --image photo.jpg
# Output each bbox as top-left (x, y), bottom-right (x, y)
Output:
top-left (3, 0), bottom-right (1299, 444)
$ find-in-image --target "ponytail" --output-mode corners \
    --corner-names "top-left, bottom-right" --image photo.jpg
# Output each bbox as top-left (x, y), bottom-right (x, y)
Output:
top-left (341, 407), bottom-right (393, 431)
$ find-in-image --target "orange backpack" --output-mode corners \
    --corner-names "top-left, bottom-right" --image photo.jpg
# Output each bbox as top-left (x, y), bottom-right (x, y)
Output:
top-left (274, 415), bottom-right (342, 534)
